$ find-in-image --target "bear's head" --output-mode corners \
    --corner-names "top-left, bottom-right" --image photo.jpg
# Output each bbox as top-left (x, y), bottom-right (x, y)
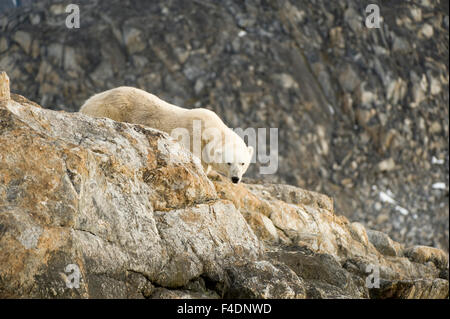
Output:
top-left (210, 142), bottom-right (253, 184)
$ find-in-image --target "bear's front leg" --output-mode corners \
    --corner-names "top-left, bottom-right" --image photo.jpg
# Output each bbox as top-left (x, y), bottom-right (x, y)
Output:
top-left (203, 165), bottom-right (220, 180)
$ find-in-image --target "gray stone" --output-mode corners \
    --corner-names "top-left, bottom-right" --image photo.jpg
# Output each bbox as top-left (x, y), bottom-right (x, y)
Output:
top-left (13, 31), bottom-right (32, 54)
top-left (123, 27), bottom-right (146, 54)
top-left (339, 64), bottom-right (360, 92)
top-left (367, 229), bottom-right (401, 256)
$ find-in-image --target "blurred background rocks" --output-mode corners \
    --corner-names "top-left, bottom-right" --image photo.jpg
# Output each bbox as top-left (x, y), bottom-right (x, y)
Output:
top-left (0, 0), bottom-right (448, 251)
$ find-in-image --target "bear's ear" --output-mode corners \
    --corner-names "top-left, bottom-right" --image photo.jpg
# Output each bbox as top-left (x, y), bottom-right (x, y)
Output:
top-left (248, 146), bottom-right (254, 158)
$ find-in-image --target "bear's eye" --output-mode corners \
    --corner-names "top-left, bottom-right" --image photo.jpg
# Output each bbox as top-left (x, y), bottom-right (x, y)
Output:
top-left (227, 163), bottom-right (231, 166)
top-left (240, 163), bottom-right (244, 166)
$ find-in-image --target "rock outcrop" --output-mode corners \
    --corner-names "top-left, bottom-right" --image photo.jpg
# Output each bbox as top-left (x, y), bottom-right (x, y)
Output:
top-left (0, 0), bottom-right (448, 252)
top-left (0, 73), bottom-right (448, 298)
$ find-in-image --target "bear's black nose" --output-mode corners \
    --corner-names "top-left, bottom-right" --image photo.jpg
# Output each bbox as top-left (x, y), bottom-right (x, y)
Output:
top-left (231, 177), bottom-right (239, 184)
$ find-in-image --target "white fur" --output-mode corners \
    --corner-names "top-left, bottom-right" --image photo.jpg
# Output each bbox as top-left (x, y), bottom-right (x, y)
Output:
top-left (80, 86), bottom-right (253, 183)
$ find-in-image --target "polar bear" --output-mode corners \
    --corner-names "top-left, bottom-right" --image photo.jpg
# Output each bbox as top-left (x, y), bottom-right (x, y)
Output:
top-left (79, 86), bottom-right (253, 183)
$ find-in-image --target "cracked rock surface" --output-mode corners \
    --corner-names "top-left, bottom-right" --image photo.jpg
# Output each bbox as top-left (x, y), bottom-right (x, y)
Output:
top-left (0, 73), bottom-right (448, 298)
top-left (0, 0), bottom-right (448, 252)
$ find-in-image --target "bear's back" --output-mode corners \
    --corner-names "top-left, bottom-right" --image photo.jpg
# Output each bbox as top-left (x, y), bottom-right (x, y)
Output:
top-left (80, 86), bottom-right (184, 124)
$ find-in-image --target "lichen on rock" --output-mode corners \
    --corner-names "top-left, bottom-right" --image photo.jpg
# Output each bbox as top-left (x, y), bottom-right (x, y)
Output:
top-left (0, 73), bottom-right (448, 298)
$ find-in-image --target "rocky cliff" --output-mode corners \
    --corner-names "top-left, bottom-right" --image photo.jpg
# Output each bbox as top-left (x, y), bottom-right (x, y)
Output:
top-left (0, 72), bottom-right (448, 298)
top-left (0, 0), bottom-right (448, 252)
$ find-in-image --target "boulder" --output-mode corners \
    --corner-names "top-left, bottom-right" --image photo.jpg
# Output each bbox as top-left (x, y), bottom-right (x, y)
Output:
top-left (1, 0), bottom-right (448, 253)
top-left (0, 73), bottom-right (448, 298)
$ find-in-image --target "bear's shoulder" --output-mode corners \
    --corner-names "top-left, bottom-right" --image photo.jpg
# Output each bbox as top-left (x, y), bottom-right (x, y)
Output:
top-left (187, 108), bottom-right (225, 125)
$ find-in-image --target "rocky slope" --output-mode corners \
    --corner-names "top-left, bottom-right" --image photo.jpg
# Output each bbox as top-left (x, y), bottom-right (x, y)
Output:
top-left (0, 72), bottom-right (448, 298)
top-left (0, 0), bottom-right (448, 252)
